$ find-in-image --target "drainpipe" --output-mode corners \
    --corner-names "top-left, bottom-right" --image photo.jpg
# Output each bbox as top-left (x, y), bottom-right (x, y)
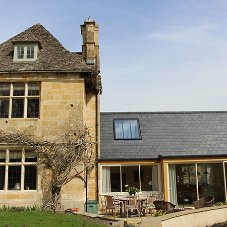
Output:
top-left (85, 166), bottom-right (88, 212)
top-left (95, 87), bottom-right (99, 202)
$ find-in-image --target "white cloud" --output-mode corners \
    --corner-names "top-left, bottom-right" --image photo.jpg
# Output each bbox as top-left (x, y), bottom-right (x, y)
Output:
top-left (143, 23), bottom-right (217, 45)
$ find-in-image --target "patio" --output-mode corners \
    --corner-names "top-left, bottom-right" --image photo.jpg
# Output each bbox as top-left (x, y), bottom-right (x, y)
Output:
top-left (100, 193), bottom-right (164, 219)
top-left (73, 205), bottom-right (227, 227)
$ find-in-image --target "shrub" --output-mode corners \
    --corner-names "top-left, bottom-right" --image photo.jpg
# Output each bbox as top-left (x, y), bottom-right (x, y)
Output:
top-left (0, 205), bottom-right (52, 213)
top-left (155, 209), bottom-right (167, 216)
top-left (0, 205), bottom-right (10, 212)
top-left (127, 221), bottom-right (135, 227)
top-left (215, 201), bottom-right (227, 206)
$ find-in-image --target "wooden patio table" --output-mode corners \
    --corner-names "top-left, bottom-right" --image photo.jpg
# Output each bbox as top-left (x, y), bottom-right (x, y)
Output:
top-left (114, 195), bottom-right (147, 216)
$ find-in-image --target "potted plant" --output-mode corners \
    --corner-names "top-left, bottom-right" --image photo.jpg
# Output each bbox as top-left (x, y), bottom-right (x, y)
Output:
top-left (127, 187), bottom-right (140, 196)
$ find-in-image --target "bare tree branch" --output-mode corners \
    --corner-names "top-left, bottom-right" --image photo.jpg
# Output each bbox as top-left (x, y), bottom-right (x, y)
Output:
top-left (0, 125), bottom-right (96, 209)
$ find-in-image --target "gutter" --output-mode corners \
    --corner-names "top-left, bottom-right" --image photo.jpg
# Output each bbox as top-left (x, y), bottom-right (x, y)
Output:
top-left (98, 158), bottom-right (159, 161)
top-left (157, 154), bottom-right (227, 159)
top-left (98, 154), bottom-right (227, 162)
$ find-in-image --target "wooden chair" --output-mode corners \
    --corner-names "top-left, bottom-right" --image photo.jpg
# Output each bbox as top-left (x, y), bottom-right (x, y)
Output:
top-left (125, 196), bottom-right (141, 218)
top-left (153, 192), bottom-right (164, 200)
top-left (153, 200), bottom-right (176, 213)
top-left (100, 195), bottom-right (107, 215)
top-left (194, 196), bottom-right (214, 209)
top-left (105, 195), bottom-right (121, 218)
top-left (157, 192), bottom-right (164, 200)
top-left (141, 195), bottom-right (155, 217)
top-left (114, 194), bottom-right (124, 206)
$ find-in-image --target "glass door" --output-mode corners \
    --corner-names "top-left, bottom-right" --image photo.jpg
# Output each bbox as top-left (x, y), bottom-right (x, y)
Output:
top-left (197, 163), bottom-right (225, 202)
top-left (223, 161), bottom-right (227, 201)
top-left (175, 164), bottom-right (197, 207)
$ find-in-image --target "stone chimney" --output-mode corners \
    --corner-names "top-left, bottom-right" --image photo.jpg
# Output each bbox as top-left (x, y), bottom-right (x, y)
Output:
top-left (81, 17), bottom-right (99, 67)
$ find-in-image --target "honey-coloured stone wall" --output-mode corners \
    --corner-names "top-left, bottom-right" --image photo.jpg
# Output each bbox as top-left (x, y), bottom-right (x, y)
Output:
top-left (0, 71), bottom-right (100, 210)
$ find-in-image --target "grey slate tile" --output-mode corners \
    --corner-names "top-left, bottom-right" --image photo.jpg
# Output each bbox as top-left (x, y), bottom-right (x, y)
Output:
top-left (100, 112), bottom-right (227, 160)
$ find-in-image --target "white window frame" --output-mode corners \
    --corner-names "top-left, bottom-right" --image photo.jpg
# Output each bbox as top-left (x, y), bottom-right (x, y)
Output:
top-left (13, 42), bottom-right (38, 62)
top-left (0, 147), bottom-right (37, 191)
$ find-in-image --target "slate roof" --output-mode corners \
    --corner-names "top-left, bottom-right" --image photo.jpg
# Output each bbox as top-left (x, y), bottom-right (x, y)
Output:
top-left (0, 23), bottom-right (99, 72)
top-left (100, 112), bottom-right (227, 160)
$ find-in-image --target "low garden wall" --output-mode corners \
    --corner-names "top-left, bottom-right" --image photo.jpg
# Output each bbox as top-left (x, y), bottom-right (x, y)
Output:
top-left (151, 205), bottom-right (227, 227)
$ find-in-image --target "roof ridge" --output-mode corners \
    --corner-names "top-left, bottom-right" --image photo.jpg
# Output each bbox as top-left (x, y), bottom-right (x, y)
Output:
top-left (10, 23), bottom-right (66, 49)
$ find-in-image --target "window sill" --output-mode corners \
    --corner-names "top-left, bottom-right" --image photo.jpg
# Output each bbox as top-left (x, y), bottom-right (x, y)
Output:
top-left (114, 138), bottom-right (142, 140)
top-left (114, 140), bottom-right (143, 143)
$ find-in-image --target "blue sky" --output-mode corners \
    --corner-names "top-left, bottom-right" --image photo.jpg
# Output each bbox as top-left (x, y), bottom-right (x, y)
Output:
top-left (1, 0), bottom-right (227, 112)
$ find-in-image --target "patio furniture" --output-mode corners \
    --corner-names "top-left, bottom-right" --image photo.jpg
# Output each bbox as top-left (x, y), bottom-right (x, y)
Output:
top-left (136, 193), bottom-right (147, 204)
top-left (153, 200), bottom-right (176, 213)
top-left (100, 195), bottom-right (107, 215)
top-left (114, 195), bottom-right (128, 216)
top-left (157, 192), bottom-right (164, 200)
top-left (105, 195), bottom-right (122, 218)
top-left (141, 195), bottom-right (155, 217)
top-left (193, 196), bottom-right (214, 209)
top-left (125, 196), bottom-right (141, 218)
top-left (152, 192), bottom-right (164, 201)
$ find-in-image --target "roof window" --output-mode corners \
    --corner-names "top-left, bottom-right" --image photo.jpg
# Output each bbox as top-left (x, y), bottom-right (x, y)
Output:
top-left (114, 119), bottom-right (141, 140)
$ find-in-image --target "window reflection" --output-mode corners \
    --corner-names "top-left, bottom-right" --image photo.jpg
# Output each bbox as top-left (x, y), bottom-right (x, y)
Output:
top-left (102, 165), bottom-right (158, 193)
top-left (27, 46), bottom-right (34, 59)
top-left (27, 99), bottom-right (39, 118)
top-left (28, 83), bottom-right (40, 96)
top-left (0, 82), bottom-right (40, 119)
top-left (8, 166), bottom-right (21, 190)
top-left (13, 83), bottom-right (25, 96)
top-left (114, 119), bottom-right (141, 139)
top-left (0, 99), bottom-right (9, 118)
top-left (17, 46), bottom-right (24, 59)
top-left (0, 83), bottom-right (10, 96)
top-left (12, 99), bottom-right (24, 118)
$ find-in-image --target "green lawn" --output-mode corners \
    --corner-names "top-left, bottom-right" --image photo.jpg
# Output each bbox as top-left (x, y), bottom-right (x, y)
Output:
top-left (0, 212), bottom-right (106, 227)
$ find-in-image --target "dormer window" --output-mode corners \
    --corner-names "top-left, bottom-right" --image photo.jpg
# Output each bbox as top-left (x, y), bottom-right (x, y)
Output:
top-left (27, 46), bottom-right (34, 59)
top-left (13, 42), bottom-right (39, 62)
top-left (17, 46), bottom-right (24, 59)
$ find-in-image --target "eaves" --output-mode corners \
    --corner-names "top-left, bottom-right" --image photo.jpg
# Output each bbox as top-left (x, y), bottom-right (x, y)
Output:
top-left (0, 70), bottom-right (99, 74)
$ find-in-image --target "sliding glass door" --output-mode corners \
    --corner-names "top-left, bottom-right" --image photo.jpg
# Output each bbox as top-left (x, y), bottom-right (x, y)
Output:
top-left (197, 163), bottom-right (225, 201)
top-left (175, 164), bottom-right (197, 206)
top-left (169, 162), bottom-right (226, 207)
top-left (101, 164), bottom-right (159, 193)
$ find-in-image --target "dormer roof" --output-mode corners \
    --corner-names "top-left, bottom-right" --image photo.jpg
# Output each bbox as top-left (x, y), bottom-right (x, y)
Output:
top-left (0, 23), bottom-right (99, 72)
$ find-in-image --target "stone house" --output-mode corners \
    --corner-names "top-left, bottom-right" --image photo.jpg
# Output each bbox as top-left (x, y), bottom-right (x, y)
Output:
top-left (0, 17), bottom-right (101, 210)
top-left (99, 112), bottom-right (227, 207)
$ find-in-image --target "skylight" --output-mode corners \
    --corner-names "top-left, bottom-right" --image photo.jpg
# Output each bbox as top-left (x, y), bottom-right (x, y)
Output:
top-left (114, 119), bottom-right (141, 140)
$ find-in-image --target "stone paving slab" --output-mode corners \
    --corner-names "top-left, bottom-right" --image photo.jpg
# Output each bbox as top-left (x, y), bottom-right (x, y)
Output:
top-left (66, 206), bottom-right (227, 227)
